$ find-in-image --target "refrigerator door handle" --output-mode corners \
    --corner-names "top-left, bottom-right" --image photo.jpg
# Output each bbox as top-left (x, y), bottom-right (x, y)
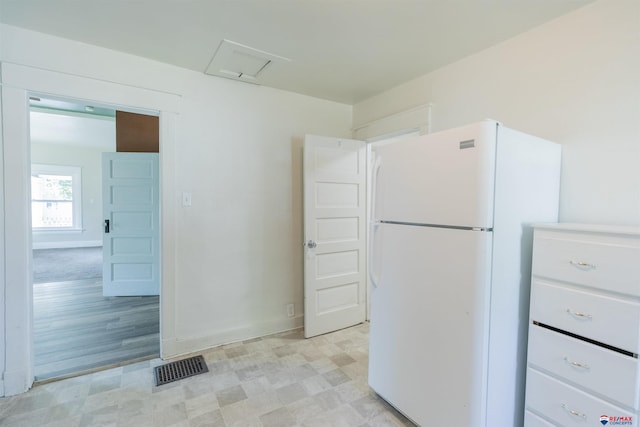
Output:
top-left (370, 154), bottom-right (382, 223)
top-left (368, 154), bottom-right (383, 289)
top-left (369, 222), bottom-right (381, 288)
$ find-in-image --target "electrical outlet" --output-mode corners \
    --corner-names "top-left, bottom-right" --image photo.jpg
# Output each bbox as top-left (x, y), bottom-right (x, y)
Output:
top-left (286, 304), bottom-right (294, 318)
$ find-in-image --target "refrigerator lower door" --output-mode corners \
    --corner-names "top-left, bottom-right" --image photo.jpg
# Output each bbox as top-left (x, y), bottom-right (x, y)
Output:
top-left (368, 223), bottom-right (493, 427)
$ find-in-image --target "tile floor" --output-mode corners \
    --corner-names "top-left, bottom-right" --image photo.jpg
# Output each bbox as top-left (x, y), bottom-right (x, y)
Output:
top-left (0, 323), bottom-right (417, 427)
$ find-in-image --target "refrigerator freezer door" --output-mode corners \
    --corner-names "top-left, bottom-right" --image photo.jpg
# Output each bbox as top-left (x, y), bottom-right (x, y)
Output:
top-left (368, 223), bottom-right (493, 426)
top-left (374, 120), bottom-right (497, 228)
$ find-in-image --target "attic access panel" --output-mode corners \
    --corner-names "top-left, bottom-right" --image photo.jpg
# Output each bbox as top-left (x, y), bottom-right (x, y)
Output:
top-left (205, 39), bottom-right (290, 84)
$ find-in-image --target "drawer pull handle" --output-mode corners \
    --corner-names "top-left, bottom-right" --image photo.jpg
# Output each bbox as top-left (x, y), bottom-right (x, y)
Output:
top-left (569, 260), bottom-right (596, 270)
top-left (566, 309), bottom-right (593, 319)
top-left (563, 356), bottom-right (590, 370)
top-left (561, 404), bottom-right (587, 419)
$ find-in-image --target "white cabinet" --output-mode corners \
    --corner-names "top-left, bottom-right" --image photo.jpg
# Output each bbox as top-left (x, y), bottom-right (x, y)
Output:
top-left (525, 223), bottom-right (640, 426)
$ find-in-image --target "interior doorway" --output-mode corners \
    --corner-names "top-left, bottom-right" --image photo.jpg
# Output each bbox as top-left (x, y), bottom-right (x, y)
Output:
top-left (29, 96), bottom-right (161, 381)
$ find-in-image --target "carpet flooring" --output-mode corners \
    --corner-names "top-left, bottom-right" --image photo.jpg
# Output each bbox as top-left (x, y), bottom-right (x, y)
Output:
top-left (33, 247), bottom-right (103, 283)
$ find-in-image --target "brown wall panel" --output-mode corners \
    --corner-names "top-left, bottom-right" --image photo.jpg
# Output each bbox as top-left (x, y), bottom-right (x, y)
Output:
top-left (116, 111), bottom-right (159, 153)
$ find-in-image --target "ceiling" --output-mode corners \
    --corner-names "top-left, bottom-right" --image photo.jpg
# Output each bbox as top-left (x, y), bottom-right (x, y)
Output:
top-left (30, 108), bottom-right (116, 150)
top-left (0, 0), bottom-right (595, 104)
top-left (29, 97), bottom-right (116, 150)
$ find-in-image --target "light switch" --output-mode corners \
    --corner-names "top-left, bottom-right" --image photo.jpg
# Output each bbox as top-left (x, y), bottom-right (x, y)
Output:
top-left (182, 192), bottom-right (192, 207)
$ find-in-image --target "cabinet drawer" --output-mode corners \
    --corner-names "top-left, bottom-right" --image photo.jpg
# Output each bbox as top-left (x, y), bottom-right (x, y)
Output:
top-left (531, 280), bottom-right (640, 352)
top-left (528, 324), bottom-right (640, 408)
top-left (532, 234), bottom-right (640, 296)
top-left (524, 411), bottom-right (556, 427)
top-left (525, 368), bottom-right (635, 426)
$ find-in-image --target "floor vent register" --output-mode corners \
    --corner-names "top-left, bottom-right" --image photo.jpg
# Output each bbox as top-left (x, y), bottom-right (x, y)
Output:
top-left (154, 355), bottom-right (209, 386)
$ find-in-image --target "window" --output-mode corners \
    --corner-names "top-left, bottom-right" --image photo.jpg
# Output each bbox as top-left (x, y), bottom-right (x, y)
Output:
top-left (31, 164), bottom-right (82, 230)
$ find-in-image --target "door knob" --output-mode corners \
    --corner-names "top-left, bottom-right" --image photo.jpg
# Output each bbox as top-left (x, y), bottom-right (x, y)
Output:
top-left (104, 219), bottom-right (110, 233)
top-left (306, 240), bottom-right (317, 249)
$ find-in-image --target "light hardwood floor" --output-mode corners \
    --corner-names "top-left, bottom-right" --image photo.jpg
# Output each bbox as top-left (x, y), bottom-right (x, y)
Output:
top-left (33, 279), bottom-right (160, 381)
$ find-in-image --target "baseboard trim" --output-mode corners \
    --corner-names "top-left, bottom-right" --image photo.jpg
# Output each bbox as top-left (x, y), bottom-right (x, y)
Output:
top-left (2, 368), bottom-right (33, 397)
top-left (32, 240), bottom-right (102, 249)
top-left (33, 241), bottom-right (102, 250)
top-left (161, 315), bottom-right (304, 360)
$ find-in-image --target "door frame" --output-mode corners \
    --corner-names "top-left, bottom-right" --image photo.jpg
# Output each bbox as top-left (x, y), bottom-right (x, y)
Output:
top-left (0, 62), bottom-right (179, 396)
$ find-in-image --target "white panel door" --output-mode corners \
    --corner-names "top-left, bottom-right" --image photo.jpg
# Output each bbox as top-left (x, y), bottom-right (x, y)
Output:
top-left (102, 153), bottom-right (159, 296)
top-left (303, 135), bottom-right (366, 338)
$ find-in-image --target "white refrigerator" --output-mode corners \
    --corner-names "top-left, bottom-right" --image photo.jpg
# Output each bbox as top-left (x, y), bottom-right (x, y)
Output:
top-left (368, 120), bottom-right (561, 427)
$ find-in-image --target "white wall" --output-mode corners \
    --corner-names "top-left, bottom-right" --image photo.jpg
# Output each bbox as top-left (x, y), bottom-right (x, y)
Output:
top-left (0, 24), bottom-right (352, 394)
top-left (354, 0), bottom-right (640, 227)
top-left (171, 71), bottom-right (352, 351)
top-left (31, 142), bottom-right (112, 249)
top-left (0, 83), bottom-right (5, 397)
